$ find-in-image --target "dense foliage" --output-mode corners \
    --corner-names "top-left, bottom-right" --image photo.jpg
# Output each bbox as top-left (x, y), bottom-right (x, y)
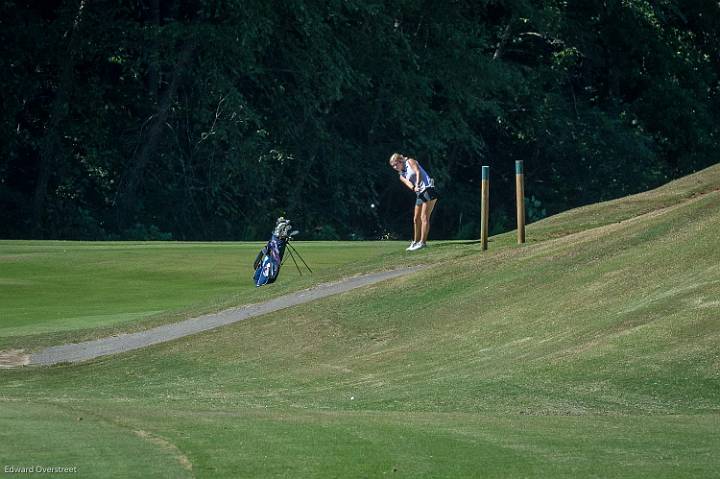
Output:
top-left (1, 0), bottom-right (718, 240)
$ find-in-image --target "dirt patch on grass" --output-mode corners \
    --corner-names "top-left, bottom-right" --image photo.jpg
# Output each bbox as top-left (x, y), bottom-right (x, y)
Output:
top-left (0, 349), bottom-right (30, 368)
top-left (134, 429), bottom-right (193, 473)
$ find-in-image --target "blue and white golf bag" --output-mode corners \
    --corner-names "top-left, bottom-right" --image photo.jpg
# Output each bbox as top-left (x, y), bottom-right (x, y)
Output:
top-left (253, 218), bottom-right (291, 287)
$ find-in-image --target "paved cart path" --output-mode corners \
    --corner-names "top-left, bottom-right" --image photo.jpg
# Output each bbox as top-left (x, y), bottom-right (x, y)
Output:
top-left (18, 266), bottom-right (425, 366)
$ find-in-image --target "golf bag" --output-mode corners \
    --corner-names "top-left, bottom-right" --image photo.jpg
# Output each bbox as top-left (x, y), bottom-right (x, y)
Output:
top-left (253, 218), bottom-right (292, 287)
top-left (252, 217), bottom-right (313, 287)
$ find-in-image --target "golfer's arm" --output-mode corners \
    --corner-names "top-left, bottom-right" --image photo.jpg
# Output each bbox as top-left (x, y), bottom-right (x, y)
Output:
top-left (407, 159), bottom-right (422, 190)
top-left (399, 176), bottom-right (414, 190)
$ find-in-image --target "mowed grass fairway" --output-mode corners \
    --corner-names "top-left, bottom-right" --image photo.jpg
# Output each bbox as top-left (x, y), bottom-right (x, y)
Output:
top-left (0, 241), bottom-right (407, 350)
top-left (2, 164), bottom-right (720, 478)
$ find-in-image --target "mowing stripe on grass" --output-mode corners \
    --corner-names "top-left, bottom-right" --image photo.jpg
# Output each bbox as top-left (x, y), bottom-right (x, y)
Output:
top-left (28, 266), bottom-right (426, 366)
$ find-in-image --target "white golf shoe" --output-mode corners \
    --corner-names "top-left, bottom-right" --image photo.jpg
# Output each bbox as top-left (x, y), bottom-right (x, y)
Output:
top-left (408, 242), bottom-right (426, 251)
top-left (405, 241), bottom-right (417, 251)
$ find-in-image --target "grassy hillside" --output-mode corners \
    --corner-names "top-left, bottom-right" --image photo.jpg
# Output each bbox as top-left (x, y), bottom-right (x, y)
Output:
top-left (1, 164), bottom-right (719, 478)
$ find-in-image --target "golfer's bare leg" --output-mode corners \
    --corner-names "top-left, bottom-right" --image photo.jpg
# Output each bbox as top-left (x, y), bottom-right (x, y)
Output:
top-left (420, 199), bottom-right (437, 243)
top-left (413, 205), bottom-right (422, 243)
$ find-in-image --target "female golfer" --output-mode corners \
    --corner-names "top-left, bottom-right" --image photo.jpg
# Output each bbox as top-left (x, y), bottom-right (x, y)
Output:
top-left (389, 153), bottom-right (438, 251)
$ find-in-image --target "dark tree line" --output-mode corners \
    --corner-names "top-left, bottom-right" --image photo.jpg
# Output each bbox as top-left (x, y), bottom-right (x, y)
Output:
top-left (1, 0), bottom-right (718, 240)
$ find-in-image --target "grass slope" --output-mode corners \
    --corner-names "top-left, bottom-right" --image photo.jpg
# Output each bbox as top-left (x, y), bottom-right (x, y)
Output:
top-left (1, 163), bottom-right (719, 478)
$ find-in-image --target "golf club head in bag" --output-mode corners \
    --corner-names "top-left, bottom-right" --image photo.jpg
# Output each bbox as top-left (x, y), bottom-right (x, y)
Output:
top-left (273, 217), bottom-right (293, 239)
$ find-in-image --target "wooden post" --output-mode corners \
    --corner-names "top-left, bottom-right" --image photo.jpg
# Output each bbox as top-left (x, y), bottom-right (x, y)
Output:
top-left (516, 160), bottom-right (526, 244)
top-left (481, 166), bottom-right (490, 251)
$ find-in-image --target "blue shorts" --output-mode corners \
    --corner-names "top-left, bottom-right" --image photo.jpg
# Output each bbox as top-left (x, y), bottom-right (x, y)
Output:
top-left (415, 187), bottom-right (439, 206)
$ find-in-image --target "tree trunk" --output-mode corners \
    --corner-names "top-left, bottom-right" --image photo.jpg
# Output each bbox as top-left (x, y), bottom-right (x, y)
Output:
top-left (147, 0), bottom-right (161, 102)
top-left (31, 0), bottom-right (86, 238)
top-left (114, 41), bottom-right (195, 229)
top-left (493, 21), bottom-right (513, 61)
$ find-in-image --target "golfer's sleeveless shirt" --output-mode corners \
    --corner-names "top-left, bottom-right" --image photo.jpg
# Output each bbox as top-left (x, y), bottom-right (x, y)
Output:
top-left (402, 160), bottom-right (432, 190)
